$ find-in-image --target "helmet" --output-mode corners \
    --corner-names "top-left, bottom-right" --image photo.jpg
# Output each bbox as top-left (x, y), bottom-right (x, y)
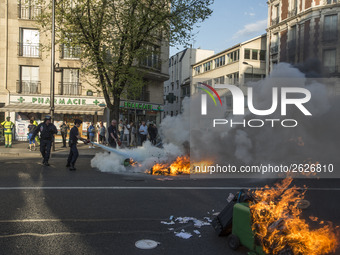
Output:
top-left (44, 115), bottom-right (51, 121)
top-left (74, 119), bottom-right (82, 125)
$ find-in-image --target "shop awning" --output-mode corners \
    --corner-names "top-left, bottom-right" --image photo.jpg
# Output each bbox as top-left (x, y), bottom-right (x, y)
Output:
top-left (0, 104), bottom-right (104, 115)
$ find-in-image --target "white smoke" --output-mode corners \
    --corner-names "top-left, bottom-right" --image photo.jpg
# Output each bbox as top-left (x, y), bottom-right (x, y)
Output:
top-left (92, 63), bottom-right (339, 176)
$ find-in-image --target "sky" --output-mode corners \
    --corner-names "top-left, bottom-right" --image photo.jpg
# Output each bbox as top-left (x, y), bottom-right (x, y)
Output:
top-left (170, 0), bottom-right (269, 56)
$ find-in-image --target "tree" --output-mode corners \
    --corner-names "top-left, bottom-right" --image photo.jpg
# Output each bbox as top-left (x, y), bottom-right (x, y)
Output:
top-left (37, 0), bottom-right (214, 121)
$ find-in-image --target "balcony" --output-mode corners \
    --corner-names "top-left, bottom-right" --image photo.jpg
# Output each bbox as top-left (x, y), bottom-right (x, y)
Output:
top-left (58, 82), bottom-right (82, 95)
top-left (60, 44), bottom-right (81, 59)
top-left (288, 8), bottom-right (297, 18)
top-left (16, 80), bottom-right (41, 94)
top-left (270, 45), bottom-right (279, 54)
top-left (271, 17), bottom-right (279, 26)
top-left (18, 4), bottom-right (41, 20)
top-left (18, 43), bottom-right (40, 58)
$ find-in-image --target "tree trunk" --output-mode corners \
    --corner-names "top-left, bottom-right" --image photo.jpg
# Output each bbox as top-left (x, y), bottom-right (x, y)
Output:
top-left (108, 94), bottom-right (121, 122)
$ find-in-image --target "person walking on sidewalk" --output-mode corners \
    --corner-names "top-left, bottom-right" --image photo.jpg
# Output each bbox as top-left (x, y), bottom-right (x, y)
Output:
top-left (88, 122), bottom-right (95, 148)
top-left (30, 116), bottom-right (58, 166)
top-left (27, 120), bottom-right (36, 151)
top-left (31, 117), bottom-right (39, 146)
top-left (67, 119), bottom-right (86, 171)
top-left (60, 121), bottom-right (69, 148)
top-left (1, 117), bottom-right (15, 148)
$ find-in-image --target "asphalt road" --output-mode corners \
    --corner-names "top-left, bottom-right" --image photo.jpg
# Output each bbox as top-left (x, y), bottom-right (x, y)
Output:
top-left (0, 157), bottom-right (339, 255)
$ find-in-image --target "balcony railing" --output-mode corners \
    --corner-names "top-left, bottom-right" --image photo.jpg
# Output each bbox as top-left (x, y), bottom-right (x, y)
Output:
top-left (270, 45), bottom-right (279, 54)
top-left (60, 44), bottom-right (81, 59)
top-left (18, 4), bottom-right (42, 19)
top-left (58, 82), bottom-right (82, 95)
top-left (18, 43), bottom-right (40, 57)
top-left (271, 17), bottom-right (279, 26)
top-left (16, 80), bottom-right (41, 94)
top-left (288, 8), bottom-right (297, 18)
top-left (140, 58), bottom-right (161, 71)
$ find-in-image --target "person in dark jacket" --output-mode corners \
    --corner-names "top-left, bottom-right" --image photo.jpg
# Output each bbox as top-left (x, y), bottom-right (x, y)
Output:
top-left (148, 123), bottom-right (158, 145)
top-left (30, 116), bottom-right (58, 166)
top-left (66, 119), bottom-right (86, 171)
top-left (27, 120), bottom-right (36, 151)
top-left (108, 119), bottom-right (119, 148)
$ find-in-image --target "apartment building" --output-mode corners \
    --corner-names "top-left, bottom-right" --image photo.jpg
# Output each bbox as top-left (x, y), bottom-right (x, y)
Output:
top-left (0, 0), bottom-right (169, 140)
top-left (163, 48), bottom-right (214, 117)
top-left (267, 0), bottom-right (340, 77)
top-left (192, 35), bottom-right (267, 111)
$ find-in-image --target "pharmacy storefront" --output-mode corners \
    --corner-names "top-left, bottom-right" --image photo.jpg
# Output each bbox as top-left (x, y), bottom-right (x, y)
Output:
top-left (0, 95), bottom-right (106, 141)
top-left (119, 100), bottom-right (163, 126)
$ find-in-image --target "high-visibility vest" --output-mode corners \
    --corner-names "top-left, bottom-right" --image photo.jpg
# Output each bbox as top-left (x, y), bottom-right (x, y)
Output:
top-left (1, 121), bottom-right (14, 134)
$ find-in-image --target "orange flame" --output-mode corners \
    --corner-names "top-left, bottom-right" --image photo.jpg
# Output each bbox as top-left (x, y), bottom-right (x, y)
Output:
top-left (250, 178), bottom-right (339, 255)
top-left (150, 156), bottom-right (213, 176)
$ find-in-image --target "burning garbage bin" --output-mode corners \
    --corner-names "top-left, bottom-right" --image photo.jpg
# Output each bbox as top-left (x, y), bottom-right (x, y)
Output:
top-left (212, 190), bottom-right (265, 254)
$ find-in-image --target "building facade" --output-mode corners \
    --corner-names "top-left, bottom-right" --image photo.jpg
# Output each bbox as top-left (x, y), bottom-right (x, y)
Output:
top-left (267, 0), bottom-right (340, 77)
top-left (0, 0), bottom-right (168, 141)
top-left (163, 48), bottom-right (214, 117)
top-left (192, 35), bottom-right (267, 112)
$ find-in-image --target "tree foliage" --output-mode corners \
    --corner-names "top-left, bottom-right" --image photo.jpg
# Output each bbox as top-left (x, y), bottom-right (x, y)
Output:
top-left (37, 0), bottom-right (214, 120)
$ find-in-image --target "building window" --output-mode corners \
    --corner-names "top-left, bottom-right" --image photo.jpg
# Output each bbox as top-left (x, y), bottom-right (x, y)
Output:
top-left (194, 65), bottom-right (201, 75)
top-left (227, 72), bottom-right (239, 85)
top-left (60, 69), bottom-right (81, 95)
top-left (244, 49), bottom-right (251, 59)
top-left (19, 28), bottom-right (40, 57)
top-left (227, 50), bottom-right (239, 63)
top-left (18, 0), bottom-right (41, 20)
top-left (171, 111), bottom-right (173, 117)
top-left (17, 66), bottom-right (40, 94)
top-left (214, 55), bottom-right (225, 68)
top-left (60, 44), bottom-right (81, 59)
top-left (177, 80), bottom-right (179, 89)
top-left (171, 83), bottom-right (174, 91)
top-left (323, 49), bottom-right (337, 73)
top-left (327, 0), bottom-right (337, 4)
top-left (323, 14), bottom-right (338, 41)
top-left (252, 50), bottom-right (258, 60)
top-left (260, 50), bottom-right (266, 61)
top-left (141, 45), bottom-right (161, 70)
top-left (203, 61), bottom-right (212, 72)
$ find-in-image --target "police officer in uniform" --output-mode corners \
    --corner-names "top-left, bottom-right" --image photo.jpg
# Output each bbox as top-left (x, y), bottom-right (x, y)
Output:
top-left (67, 119), bottom-right (86, 171)
top-left (31, 116), bottom-right (58, 166)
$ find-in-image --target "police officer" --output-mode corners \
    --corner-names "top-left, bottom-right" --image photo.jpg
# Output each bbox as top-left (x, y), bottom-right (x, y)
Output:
top-left (31, 116), bottom-right (58, 166)
top-left (1, 116), bottom-right (14, 148)
top-left (66, 119), bottom-right (86, 171)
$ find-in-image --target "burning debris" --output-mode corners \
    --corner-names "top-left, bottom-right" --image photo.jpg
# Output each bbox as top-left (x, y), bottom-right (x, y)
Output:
top-left (250, 178), bottom-right (339, 255)
top-left (148, 156), bottom-right (214, 176)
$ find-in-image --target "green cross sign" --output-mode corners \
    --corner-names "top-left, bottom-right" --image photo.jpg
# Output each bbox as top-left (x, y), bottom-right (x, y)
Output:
top-left (93, 99), bottom-right (100, 105)
top-left (17, 97), bottom-right (25, 103)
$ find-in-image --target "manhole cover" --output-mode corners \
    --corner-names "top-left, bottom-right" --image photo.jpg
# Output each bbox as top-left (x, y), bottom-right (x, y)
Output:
top-left (135, 239), bottom-right (159, 249)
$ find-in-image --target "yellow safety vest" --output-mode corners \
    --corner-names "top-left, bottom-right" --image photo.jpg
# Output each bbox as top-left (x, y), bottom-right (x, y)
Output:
top-left (1, 121), bottom-right (14, 134)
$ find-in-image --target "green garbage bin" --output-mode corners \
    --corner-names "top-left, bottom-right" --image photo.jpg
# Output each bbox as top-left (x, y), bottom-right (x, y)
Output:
top-left (228, 203), bottom-right (265, 255)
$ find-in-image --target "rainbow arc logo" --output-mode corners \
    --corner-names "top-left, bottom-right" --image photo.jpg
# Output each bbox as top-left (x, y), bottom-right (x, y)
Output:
top-left (198, 82), bottom-right (223, 106)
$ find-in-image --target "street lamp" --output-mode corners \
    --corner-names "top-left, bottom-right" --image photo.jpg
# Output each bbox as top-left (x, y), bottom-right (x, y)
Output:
top-left (243, 62), bottom-right (254, 82)
top-left (50, 0), bottom-right (56, 150)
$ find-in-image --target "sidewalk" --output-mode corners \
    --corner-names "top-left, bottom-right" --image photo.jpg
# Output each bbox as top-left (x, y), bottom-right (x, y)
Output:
top-left (0, 141), bottom-right (103, 158)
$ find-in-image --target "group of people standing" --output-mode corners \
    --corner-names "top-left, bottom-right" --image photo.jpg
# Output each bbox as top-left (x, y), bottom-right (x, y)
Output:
top-left (107, 120), bottom-right (158, 148)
